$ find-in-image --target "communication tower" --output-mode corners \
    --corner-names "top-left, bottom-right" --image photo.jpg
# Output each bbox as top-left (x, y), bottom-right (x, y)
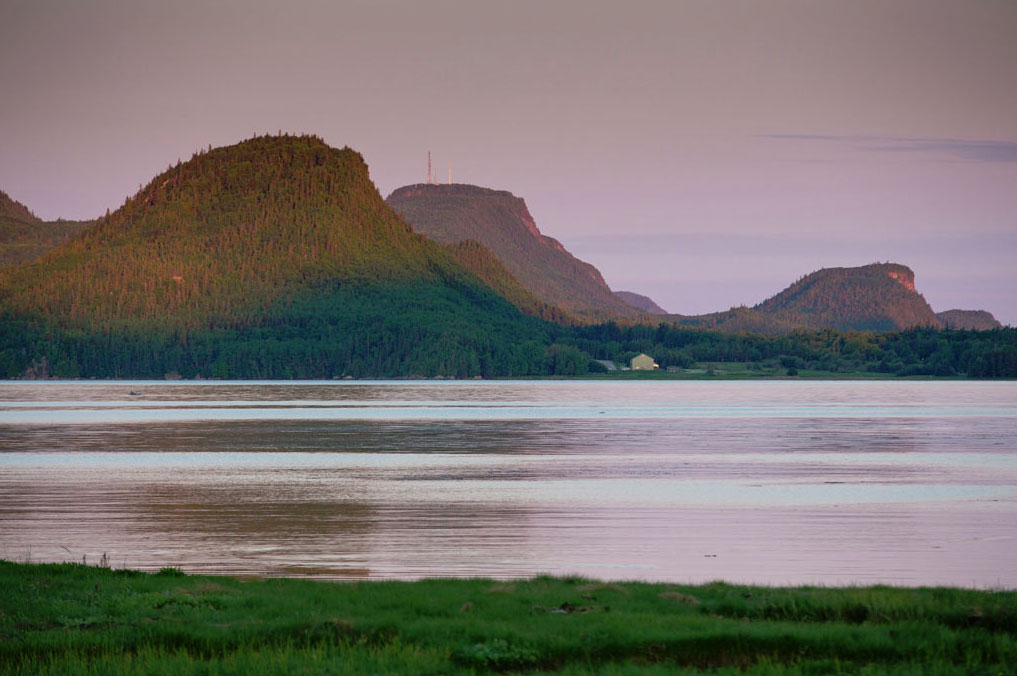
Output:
top-left (425, 152), bottom-right (449, 185)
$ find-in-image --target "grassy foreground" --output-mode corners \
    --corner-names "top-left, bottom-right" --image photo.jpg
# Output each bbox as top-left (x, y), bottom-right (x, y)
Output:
top-left (3, 561), bottom-right (1016, 675)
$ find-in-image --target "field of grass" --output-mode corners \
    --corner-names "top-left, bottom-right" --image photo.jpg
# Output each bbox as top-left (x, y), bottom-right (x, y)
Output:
top-left (3, 561), bottom-right (1016, 674)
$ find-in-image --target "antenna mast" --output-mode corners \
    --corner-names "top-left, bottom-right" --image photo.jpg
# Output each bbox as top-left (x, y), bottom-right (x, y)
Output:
top-left (427, 151), bottom-right (432, 185)
top-left (448, 162), bottom-right (451, 185)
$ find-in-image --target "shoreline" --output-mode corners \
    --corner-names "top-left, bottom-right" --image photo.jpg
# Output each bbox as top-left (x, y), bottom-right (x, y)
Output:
top-left (3, 373), bottom-right (1011, 382)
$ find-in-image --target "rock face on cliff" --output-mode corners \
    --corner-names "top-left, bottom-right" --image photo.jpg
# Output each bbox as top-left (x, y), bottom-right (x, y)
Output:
top-left (936, 309), bottom-right (1003, 330)
top-left (614, 290), bottom-right (668, 315)
top-left (751, 263), bottom-right (942, 331)
top-left (386, 184), bottom-right (641, 322)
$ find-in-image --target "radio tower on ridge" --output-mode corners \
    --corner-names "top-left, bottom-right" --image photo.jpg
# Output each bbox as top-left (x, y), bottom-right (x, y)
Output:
top-left (426, 152), bottom-right (448, 185)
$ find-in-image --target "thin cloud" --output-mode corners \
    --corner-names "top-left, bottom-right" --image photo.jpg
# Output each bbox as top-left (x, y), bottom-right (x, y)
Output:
top-left (761, 134), bottom-right (1017, 163)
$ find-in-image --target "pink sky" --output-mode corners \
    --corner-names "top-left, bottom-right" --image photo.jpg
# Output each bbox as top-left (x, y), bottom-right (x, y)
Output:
top-left (2, 0), bottom-right (1015, 324)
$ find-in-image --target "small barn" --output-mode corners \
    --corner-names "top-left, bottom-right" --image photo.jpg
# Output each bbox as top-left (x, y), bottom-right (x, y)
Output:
top-left (630, 353), bottom-right (658, 370)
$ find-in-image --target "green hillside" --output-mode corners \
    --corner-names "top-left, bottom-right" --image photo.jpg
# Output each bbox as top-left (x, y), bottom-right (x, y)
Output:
top-left (0, 190), bottom-right (39, 223)
top-left (614, 290), bottom-right (667, 314)
top-left (386, 184), bottom-right (643, 322)
top-left (752, 263), bottom-right (942, 331)
top-left (0, 135), bottom-right (565, 378)
top-left (2, 136), bottom-right (467, 327)
top-left (660, 264), bottom-right (959, 335)
top-left (444, 239), bottom-right (576, 324)
top-left (1, 138), bottom-right (1012, 380)
top-left (0, 190), bottom-right (90, 267)
top-left (936, 309), bottom-right (1002, 330)
top-left (665, 306), bottom-right (800, 334)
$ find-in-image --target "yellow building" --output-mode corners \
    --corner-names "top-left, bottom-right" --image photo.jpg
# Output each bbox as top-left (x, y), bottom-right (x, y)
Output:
top-left (630, 353), bottom-right (658, 370)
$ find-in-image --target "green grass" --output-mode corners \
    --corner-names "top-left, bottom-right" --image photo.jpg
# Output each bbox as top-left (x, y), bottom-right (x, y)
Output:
top-left (3, 561), bottom-right (1015, 674)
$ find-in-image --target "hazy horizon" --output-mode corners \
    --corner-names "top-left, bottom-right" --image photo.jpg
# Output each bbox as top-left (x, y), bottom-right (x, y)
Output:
top-left (2, 0), bottom-right (1015, 324)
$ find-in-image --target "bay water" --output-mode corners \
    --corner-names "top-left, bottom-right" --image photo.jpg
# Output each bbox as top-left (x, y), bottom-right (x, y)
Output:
top-left (1, 380), bottom-right (1015, 587)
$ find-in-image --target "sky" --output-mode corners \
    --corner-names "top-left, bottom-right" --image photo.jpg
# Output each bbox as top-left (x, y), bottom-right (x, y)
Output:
top-left (2, 0), bottom-right (1015, 324)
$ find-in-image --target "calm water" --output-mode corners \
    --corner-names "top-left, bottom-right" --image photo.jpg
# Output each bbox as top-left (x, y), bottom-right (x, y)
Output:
top-left (1, 380), bottom-right (1016, 587)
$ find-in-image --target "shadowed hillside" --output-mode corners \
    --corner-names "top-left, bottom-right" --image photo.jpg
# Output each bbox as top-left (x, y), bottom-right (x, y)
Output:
top-left (664, 306), bottom-right (799, 334)
top-left (614, 290), bottom-right (667, 315)
top-left (444, 239), bottom-right (576, 324)
top-left (0, 190), bottom-right (90, 267)
top-left (386, 184), bottom-right (643, 322)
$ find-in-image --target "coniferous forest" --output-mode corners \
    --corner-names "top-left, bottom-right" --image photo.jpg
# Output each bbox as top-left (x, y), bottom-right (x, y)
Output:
top-left (2, 314), bottom-right (1015, 380)
top-left (1, 135), bottom-right (1014, 380)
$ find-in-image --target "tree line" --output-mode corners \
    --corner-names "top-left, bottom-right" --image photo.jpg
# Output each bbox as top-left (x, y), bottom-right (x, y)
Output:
top-left (3, 311), bottom-right (1013, 379)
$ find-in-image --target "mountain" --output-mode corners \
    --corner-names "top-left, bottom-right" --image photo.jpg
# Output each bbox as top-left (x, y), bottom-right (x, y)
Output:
top-left (664, 306), bottom-right (798, 334)
top-left (3, 138), bottom-right (1006, 381)
top-left (0, 190), bottom-right (90, 267)
top-left (0, 190), bottom-right (38, 223)
top-left (384, 184), bottom-right (970, 334)
top-left (444, 239), bottom-right (576, 324)
top-left (385, 184), bottom-right (642, 322)
top-left (751, 263), bottom-right (942, 331)
top-left (614, 290), bottom-right (667, 315)
top-left (936, 309), bottom-right (1002, 330)
top-left (0, 135), bottom-right (563, 378)
top-left (661, 263), bottom-right (944, 334)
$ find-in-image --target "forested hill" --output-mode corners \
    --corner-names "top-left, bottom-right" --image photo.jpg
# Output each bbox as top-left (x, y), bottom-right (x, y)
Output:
top-left (936, 310), bottom-right (1002, 331)
top-left (661, 263), bottom-right (1001, 335)
top-left (386, 183), bottom-right (643, 322)
top-left (2, 139), bottom-right (1010, 379)
top-left (0, 135), bottom-right (566, 378)
top-left (444, 239), bottom-right (576, 324)
top-left (2, 136), bottom-right (500, 328)
top-left (0, 190), bottom-right (38, 223)
top-left (751, 263), bottom-right (942, 331)
top-left (0, 190), bottom-right (90, 268)
top-left (614, 290), bottom-right (667, 315)
top-left (662, 263), bottom-right (947, 334)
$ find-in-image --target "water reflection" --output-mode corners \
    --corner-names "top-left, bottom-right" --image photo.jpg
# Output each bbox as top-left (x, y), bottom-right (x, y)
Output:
top-left (1, 381), bottom-right (1015, 586)
top-left (3, 417), bottom-right (1017, 456)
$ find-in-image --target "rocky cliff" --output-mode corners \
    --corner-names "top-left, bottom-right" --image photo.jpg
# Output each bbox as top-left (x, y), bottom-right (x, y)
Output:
top-left (386, 184), bottom-right (642, 322)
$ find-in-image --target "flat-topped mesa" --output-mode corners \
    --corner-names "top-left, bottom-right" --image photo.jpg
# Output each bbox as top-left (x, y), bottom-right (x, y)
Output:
top-left (387, 183), bottom-right (642, 321)
top-left (390, 183), bottom-right (513, 200)
top-left (388, 184), bottom-right (551, 244)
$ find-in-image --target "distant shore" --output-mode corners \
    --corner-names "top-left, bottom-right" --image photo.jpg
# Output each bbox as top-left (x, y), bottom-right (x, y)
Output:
top-left (3, 367), bottom-right (1004, 382)
top-left (4, 560), bottom-right (1015, 674)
